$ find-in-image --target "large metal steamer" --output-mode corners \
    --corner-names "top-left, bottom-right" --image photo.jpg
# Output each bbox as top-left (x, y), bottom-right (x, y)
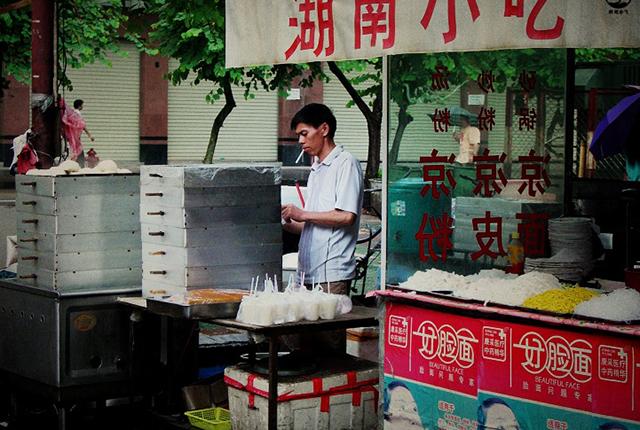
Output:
top-left (0, 173), bottom-right (143, 429)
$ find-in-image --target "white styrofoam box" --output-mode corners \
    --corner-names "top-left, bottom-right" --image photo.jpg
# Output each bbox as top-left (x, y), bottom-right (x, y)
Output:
top-left (16, 174), bottom-right (139, 197)
top-left (225, 363), bottom-right (378, 430)
top-left (140, 163), bottom-right (281, 188)
top-left (17, 230), bottom-right (141, 253)
top-left (141, 223), bottom-right (281, 248)
top-left (141, 184), bottom-right (280, 208)
top-left (346, 327), bottom-right (379, 363)
top-left (139, 204), bottom-right (280, 228)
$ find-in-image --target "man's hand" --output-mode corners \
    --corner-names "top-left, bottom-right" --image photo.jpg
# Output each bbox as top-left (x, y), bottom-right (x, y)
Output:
top-left (281, 204), bottom-right (305, 223)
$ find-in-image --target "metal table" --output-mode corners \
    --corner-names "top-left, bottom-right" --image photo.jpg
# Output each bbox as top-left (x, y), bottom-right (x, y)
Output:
top-left (211, 306), bottom-right (378, 430)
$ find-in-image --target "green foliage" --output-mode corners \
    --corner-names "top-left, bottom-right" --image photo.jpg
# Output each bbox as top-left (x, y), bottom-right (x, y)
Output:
top-left (57, 0), bottom-right (136, 91)
top-left (330, 58), bottom-right (381, 109)
top-left (147, 0), bottom-right (323, 103)
top-left (0, 6), bottom-right (31, 90)
top-left (576, 48), bottom-right (640, 63)
top-left (0, 1), bottom-right (137, 93)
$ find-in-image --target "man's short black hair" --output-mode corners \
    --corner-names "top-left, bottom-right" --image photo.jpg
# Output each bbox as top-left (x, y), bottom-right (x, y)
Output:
top-left (73, 99), bottom-right (84, 109)
top-left (290, 103), bottom-right (337, 139)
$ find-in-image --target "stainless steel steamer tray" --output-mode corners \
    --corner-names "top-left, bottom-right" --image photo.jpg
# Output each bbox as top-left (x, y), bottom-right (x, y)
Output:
top-left (140, 163), bottom-right (281, 188)
top-left (146, 296), bottom-right (241, 319)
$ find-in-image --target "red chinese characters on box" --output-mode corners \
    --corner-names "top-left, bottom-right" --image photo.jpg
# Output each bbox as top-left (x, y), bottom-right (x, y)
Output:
top-left (483, 322), bottom-right (640, 422)
top-left (387, 314), bottom-right (409, 348)
top-left (384, 303), bottom-right (480, 397)
top-left (384, 302), bottom-right (640, 423)
top-left (598, 345), bottom-right (629, 383)
top-left (482, 326), bottom-right (508, 362)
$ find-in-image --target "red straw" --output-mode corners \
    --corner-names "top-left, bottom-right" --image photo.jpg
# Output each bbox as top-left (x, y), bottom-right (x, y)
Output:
top-left (295, 181), bottom-right (305, 208)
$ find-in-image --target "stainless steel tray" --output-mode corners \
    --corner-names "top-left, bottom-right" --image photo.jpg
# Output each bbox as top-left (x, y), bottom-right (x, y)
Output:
top-left (18, 211), bottom-right (140, 234)
top-left (140, 164), bottom-right (281, 188)
top-left (146, 297), bottom-right (241, 319)
top-left (16, 266), bottom-right (142, 291)
top-left (141, 242), bottom-right (281, 267)
top-left (140, 185), bottom-right (279, 208)
top-left (139, 204), bottom-right (279, 228)
top-left (141, 223), bottom-right (280, 248)
top-left (17, 248), bottom-right (142, 272)
top-left (17, 192), bottom-right (139, 216)
top-left (17, 230), bottom-right (141, 253)
top-left (16, 174), bottom-right (139, 197)
top-left (142, 260), bottom-right (281, 288)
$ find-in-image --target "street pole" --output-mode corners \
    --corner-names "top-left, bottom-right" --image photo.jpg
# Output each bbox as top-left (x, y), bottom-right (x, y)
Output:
top-left (31, 0), bottom-right (55, 168)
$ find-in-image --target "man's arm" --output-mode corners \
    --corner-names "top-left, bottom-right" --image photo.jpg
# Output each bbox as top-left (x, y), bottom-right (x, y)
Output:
top-left (281, 204), bottom-right (356, 228)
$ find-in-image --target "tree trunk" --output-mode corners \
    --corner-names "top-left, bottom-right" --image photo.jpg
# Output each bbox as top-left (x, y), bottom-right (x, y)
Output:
top-left (203, 73), bottom-right (236, 164)
top-left (327, 61), bottom-right (382, 184)
top-left (388, 104), bottom-right (413, 165)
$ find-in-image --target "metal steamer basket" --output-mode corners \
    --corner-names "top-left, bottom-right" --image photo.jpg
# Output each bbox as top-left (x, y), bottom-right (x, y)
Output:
top-left (15, 174), bottom-right (142, 291)
top-left (140, 164), bottom-right (283, 298)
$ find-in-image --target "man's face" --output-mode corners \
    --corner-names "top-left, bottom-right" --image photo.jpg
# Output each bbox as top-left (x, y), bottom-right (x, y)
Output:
top-left (295, 122), bottom-right (327, 157)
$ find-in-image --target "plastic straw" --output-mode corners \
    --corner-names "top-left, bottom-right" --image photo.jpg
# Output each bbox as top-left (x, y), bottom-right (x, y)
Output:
top-left (295, 149), bottom-right (305, 164)
top-left (295, 181), bottom-right (305, 208)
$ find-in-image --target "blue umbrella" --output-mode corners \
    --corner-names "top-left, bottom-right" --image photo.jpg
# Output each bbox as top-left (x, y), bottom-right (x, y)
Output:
top-left (589, 92), bottom-right (640, 161)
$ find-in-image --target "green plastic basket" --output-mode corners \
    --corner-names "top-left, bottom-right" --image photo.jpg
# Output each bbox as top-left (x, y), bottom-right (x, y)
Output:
top-left (184, 407), bottom-right (231, 430)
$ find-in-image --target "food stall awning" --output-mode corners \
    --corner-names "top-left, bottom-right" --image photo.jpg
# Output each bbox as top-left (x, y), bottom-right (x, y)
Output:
top-left (225, 0), bottom-right (640, 68)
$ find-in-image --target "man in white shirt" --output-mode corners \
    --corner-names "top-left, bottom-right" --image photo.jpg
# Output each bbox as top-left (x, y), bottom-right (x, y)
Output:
top-left (281, 103), bottom-right (364, 295)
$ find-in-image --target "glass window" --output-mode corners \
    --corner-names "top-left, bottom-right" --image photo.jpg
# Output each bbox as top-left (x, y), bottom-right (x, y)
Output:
top-left (386, 49), bottom-right (567, 283)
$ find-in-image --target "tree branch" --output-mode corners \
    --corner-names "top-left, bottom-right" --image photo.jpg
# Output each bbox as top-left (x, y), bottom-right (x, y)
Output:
top-left (327, 61), bottom-right (373, 120)
top-left (0, 0), bottom-right (30, 14)
top-left (203, 73), bottom-right (236, 163)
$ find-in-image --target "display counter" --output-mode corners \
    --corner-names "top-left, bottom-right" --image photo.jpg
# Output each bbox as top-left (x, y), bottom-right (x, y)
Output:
top-left (375, 289), bottom-right (640, 429)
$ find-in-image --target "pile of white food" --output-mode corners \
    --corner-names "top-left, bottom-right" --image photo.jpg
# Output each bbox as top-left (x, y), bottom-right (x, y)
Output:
top-left (26, 159), bottom-right (131, 175)
top-left (236, 275), bottom-right (352, 326)
top-left (399, 269), bottom-right (562, 307)
top-left (457, 271), bottom-right (561, 306)
top-left (399, 268), bottom-right (467, 293)
top-left (574, 288), bottom-right (640, 321)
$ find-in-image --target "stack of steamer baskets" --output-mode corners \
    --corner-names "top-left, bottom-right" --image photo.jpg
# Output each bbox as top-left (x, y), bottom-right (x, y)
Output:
top-left (15, 173), bottom-right (141, 291)
top-left (139, 164), bottom-right (283, 298)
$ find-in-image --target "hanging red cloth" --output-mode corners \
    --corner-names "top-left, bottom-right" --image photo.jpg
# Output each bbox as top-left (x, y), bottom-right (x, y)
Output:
top-left (60, 98), bottom-right (86, 160)
top-left (16, 144), bottom-right (38, 174)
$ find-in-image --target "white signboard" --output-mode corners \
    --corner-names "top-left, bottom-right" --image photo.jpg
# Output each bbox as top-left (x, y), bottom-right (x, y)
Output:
top-left (226, 0), bottom-right (640, 68)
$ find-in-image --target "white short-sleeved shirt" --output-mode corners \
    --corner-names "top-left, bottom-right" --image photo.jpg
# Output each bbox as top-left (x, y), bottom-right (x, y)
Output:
top-left (298, 145), bottom-right (363, 284)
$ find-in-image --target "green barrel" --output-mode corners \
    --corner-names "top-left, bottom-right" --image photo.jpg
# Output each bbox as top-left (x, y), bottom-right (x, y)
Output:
top-left (387, 177), bottom-right (452, 255)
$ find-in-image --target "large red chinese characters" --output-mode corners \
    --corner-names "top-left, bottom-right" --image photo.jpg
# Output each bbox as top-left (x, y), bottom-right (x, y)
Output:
top-left (285, 0), bottom-right (335, 60)
top-left (421, 0), bottom-right (480, 44)
top-left (504, 0), bottom-right (565, 40)
top-left (355, 0), bottom-right (396, 49)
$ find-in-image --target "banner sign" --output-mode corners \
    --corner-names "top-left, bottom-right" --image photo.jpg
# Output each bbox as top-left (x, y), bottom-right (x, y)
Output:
top-left (383, 301), bottom-right (640, 429)
top-left (226, 0), bottom-right (640, 68)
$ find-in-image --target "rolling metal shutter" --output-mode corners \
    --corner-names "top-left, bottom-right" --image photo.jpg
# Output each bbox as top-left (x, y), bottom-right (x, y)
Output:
top-left (322, 63), bottom-right (371, 162)
top-left (167, 60), bottom-right (278, 162)
top-left (64, 43), bottom-right (140, 162)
